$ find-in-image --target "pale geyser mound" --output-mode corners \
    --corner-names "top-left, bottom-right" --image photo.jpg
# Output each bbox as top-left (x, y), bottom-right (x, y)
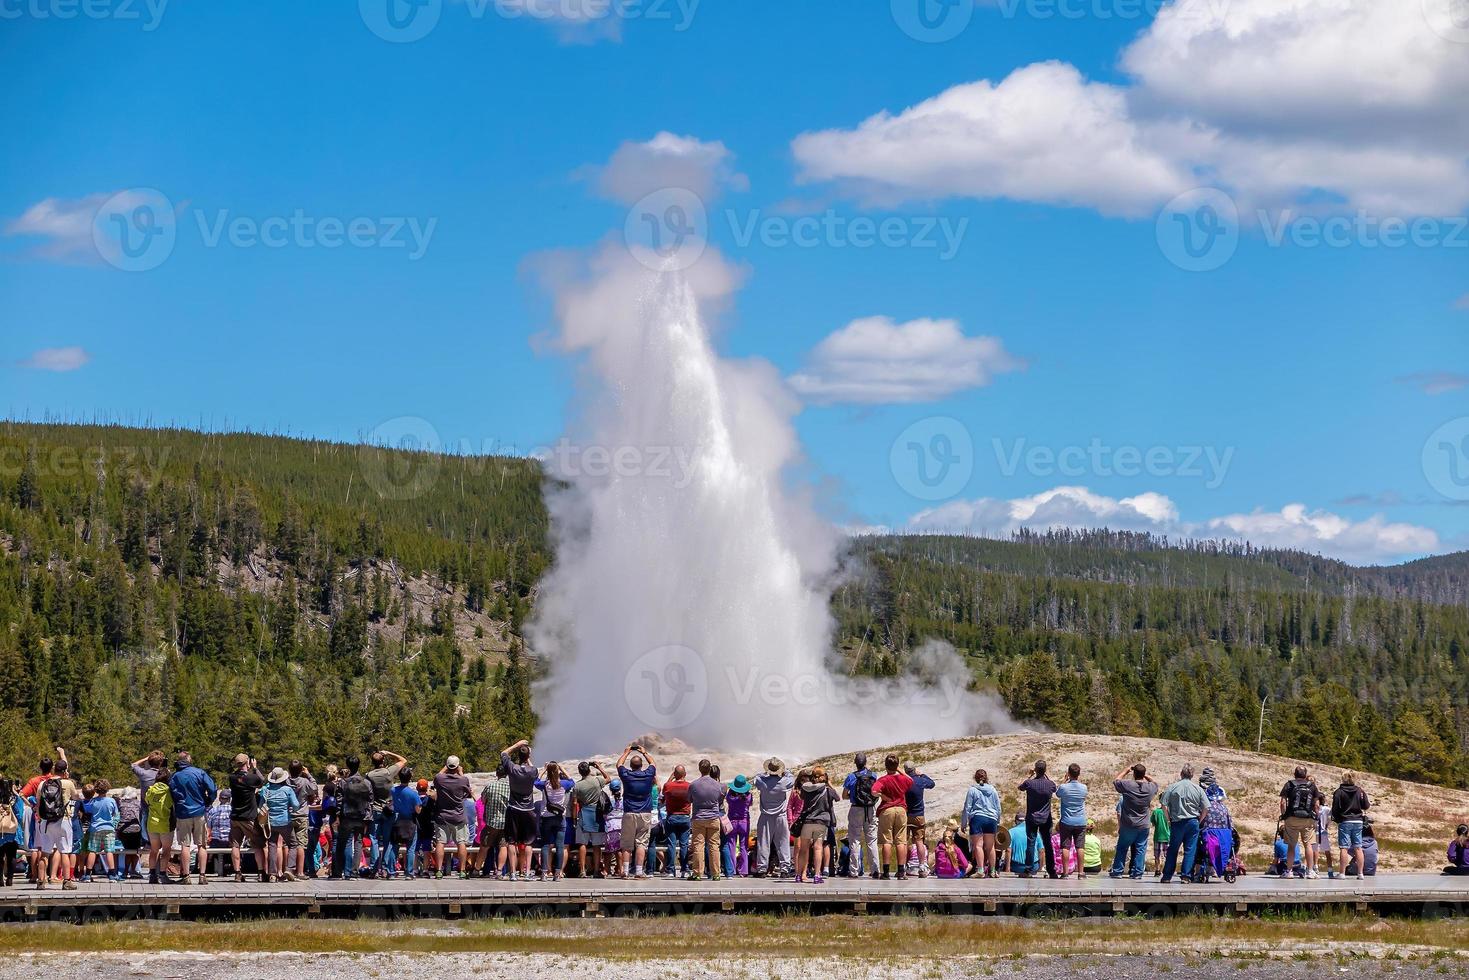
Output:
top-left (527, 243), bottom-right (1015, 759)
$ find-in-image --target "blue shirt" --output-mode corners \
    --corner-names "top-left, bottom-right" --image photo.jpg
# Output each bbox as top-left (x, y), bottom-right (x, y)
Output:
top-left (261, 784), bottom-right (300, 827)
top-left (391, 784), bottom-right (421, 820)
top-left (617, 765), bottom-right (657, 815)
top-left (168, 766), bottom-right (218, 819)
top-left (905, 774), bottom-right (935, 816)
top-left (1056, 781), bottom-right (1088, 827)
top-left (88, 796), bottom-right (119, 832)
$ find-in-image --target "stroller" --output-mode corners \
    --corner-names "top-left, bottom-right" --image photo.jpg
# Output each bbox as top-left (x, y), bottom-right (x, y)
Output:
top-left (1186, 828), bottom-right (1244, 884)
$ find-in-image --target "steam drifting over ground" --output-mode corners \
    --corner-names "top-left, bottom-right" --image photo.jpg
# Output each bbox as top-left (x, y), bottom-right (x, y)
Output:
top-left (527, 241), bottom-right (1015, 759)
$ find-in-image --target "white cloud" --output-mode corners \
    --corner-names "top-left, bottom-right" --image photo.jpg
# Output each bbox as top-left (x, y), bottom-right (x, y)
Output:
top-left (788, 315), bottom-right (1022, 404)
top-left (792, 62), bottom-right (1192, 218)
top-left (592, 132), bottom-right (747, 206)
top-left (486, 0), bottom-right (624, 43)
top-left (1396, 371), bottom-right (1469, 395)
top-left (793, 0), bottom-right (1469, 218)
top-left (19, 346), bottom-right (91, 372)
top-left (907, 485), bottom-right (1440, 564)
top-left (5, 192), bottom-right (115, 262)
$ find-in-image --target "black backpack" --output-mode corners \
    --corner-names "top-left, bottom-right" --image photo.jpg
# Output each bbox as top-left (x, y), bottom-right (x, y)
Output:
top-left (1287, 780), bottom-right (1317, 819)
top-left (341, 773), bottom-right (373, 820)
top-left (38, 777), bottom-right (66, 822)
top-left (850, 771), bottom-right (877, 808)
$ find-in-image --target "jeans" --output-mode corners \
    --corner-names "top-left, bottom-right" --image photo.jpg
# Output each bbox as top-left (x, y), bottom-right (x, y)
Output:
top-left (398, 830), bottom-right (417, 876)
top-left (371, 810), bottom-right (398, 875)
top-left (539, 817), bottom-right (565, 875)
top-left (1025, 817), bottom-right (1056, 877)
top-left (663, 816), bottom-right (691, 874)
top-left (846, 805), bottom-right (878, 875)
top-left (338, 820), bottom-right (365, 878)
top-left (1110, 825), bottom-right (1149, 877)
top-left (1160, 818), bottom-right (1200, 882)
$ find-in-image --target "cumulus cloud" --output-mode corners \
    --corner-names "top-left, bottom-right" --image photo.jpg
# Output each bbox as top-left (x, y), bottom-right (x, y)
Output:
top-left (1396, 371), bottom-right (1469, 395)
top-left (19, 346), bottom-right (91, 371)
top-left (591, 132), bottom-right (747, 205)
top-left (486, 0), bottom-right (625, 43)
top-left (793, 0), bottom-right (1469, 218)
top-left (788, 316), bottom-right (1023, 404)
top-left (907, 485), bottom-right (1439, 564)
top-left (5, 192), bottom-right (115, 262)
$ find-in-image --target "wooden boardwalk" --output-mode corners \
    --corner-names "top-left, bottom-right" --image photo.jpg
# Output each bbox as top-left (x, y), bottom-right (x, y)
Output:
top-left (2, 873), bottom-right (1467, 921)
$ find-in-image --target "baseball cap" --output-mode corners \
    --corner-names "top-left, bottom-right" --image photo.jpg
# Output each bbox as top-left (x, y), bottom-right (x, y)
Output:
top-left (446, 755), bottom-right (461, 770)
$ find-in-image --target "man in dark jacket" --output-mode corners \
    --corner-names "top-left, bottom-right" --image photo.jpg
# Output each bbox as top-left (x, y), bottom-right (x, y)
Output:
top-left (1329, 771), bottom-right (1369, 881)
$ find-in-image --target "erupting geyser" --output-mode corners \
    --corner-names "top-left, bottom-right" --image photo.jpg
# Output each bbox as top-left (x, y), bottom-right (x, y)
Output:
top-left (528, 243), bottom-right (1012, 759)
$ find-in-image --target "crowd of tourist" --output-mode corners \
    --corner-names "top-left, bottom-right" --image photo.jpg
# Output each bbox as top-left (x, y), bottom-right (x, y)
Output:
top-left (2, 742), bottom-right (1467, 889)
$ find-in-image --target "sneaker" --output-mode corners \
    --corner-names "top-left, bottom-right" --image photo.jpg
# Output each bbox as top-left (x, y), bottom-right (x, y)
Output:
top-left (1327, 870), bottom-right (1338, 880)
top-left (1356, 873), bottom-right (1364, 880)
top-left (63, 880), bottom-right (77, 891)
top-left (198, 873), bottom-right (209, 885)
top-left (812, 875), bottom-right (824, 884)
top-left (880, 870), bottom-right (891, 881)
top-left (234, 872), bottom-right (244, 883)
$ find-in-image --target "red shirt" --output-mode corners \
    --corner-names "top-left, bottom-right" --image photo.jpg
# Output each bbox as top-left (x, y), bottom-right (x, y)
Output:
top-left (873, 771), bottom-right (913, 812)
top-left (662, 779), bottom-right (691, 817)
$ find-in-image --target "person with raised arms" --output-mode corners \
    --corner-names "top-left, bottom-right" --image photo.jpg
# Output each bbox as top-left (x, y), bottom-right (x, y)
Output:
top-left (615, 743), bottom-right (657, 880)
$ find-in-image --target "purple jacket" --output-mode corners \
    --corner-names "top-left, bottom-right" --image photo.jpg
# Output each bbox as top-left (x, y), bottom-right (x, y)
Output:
top-left (1450, 839), bottom-right (1469, 868)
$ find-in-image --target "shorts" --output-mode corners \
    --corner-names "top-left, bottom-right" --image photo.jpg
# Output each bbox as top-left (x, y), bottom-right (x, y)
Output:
top-left (120, 830), bottom-right (142, 852)
top-left (35, 819), bottom-right (72, 854)
top-left (434, 821), bottom-right (470, 846)
top-left (90, 828), bottom-right (118, 853)
top-left (968, 816), bottom-right (998, 836)
top-left (174, 816), bottom-right (207, 849)
top-left (1058, 823), bottom-right (1086, 851)
top-left (230, 819), bottom-right (265, 849)
top-left (1282, 816), bottom-right (1315, 850)
top-left (504, 808), bottom-right (537, 846)
top-left (906, 814), bottom-right (927, 843)
top-left (578, 808), bottom-right (602, 835)
top-left (267, 823), bottom-right (291, 844)
top-left (393, 819), bottom-right (417, 848)
top-left (1337, 821), bottom-right (1364, 849)
top-left (621, 812), bottom-right (654, 853)
top-left (878, 807), bottom-right (907, 848)
top-left (799, 822), bottom-right (828, 843)
top-left (578, 826), bottom-right (606, 846)
top-left (605, 830), bottom-right (621, 853)
top-left (291, 815), bottom-right (311, 849)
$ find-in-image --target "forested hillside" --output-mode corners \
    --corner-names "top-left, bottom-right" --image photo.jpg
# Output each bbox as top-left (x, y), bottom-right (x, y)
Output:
top-left (834, 534), bottom-right (1469, 787)
top-left (1, 423), bottom-right (1465, 790)
top-left (0, 422), bottom-right (545, 784)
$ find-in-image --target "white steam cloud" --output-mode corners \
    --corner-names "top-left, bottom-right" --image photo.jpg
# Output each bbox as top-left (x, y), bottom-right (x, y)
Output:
top-left (527, 240), bottom-right (1015, 758)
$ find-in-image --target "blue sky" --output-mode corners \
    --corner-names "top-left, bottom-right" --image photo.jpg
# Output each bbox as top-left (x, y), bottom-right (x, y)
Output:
top-left (3, 0), bottom-right (1467, 564)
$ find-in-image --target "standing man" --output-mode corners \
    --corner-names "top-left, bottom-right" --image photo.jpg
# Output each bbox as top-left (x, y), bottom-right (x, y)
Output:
top-left (168, 751), bottom-right (218, 885)
top-left (1158, 765), bottom-right (1206, 883)
top-left (1330, 771), bottom-right (1370, 881)
top-left (752, 757), bottom-right (793, 877)
top-left (903, 761), bottom-right (935, 877)
top-left (1017, 760), bottom-right (1058, 880)
top-left (31, 751), bottom-right (78, 891)
top-left (1055, 763), bottom-right (1089, 878)
top-left (873, 754), bottom-right (913, 880)
top-left (502, 738), bottom-right (541, 881)
top-left (479, 772), bottom-right (509, 878)
top-left (430, 755), bottom-right (472, 879)
top-left (366, 750), bottom-right (407, 879)
top-left (287, 761), bottom-right (318, 881)
top-left (688, 759), bottom-right (724, 882)
top-left (335, 757), bottom-right (374, 880)
top-left (572, 760), bottom-right (611, 879)
top-left (841, 753), bottom-right (879, 879)
top-left (1279, 765), bottom-right (1321, 879)
top-left (615, 743), bottom-right (657, 880)
top-left (129, 749), bottom-right (164, 877)
top-left (227, 755), bottom-right (267, 883)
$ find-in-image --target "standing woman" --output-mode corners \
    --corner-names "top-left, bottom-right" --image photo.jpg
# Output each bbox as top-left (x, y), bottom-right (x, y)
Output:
top-left (535, 762), bottom-right (574, 881)
top-left (961, 769), bottom-right (1001, 878)
top-left (793, 767), bottom-right (838, 884)
top-left (144, 765), bottom-right (174, 884)
top-left (725, 774), bottom-right (752, 877)
top-left (0, 778), bottom-right (23, 887)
